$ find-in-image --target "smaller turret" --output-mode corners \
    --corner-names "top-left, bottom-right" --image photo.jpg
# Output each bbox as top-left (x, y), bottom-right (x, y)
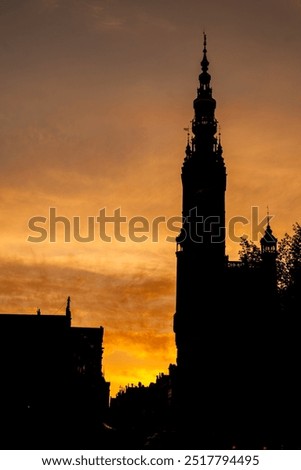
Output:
top-left (260, 209), bottom-right (278, 298)
top-left (260, 209), bottom-right (277, 256)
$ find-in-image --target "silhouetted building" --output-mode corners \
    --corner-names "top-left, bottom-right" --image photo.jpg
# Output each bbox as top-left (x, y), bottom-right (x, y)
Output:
top-left (173, 34), bottom-right (227, 445)
top-left (0, 297), bottom-right (110, 448)
top-left (173, 34), bottom-right (300, 449)
top-left (109, 364), bottom-right (176, 448)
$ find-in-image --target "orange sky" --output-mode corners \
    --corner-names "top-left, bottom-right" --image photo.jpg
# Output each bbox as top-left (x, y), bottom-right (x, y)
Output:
top-left (0, 0), bottom-right (301, 397)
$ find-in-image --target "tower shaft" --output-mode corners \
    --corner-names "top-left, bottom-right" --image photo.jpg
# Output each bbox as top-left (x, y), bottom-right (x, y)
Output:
top-left (173, 35), bottom-right (227, 437)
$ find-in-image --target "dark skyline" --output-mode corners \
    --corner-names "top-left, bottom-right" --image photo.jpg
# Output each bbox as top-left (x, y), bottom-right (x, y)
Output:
top-left (0, 0), bottom-right (301, 396)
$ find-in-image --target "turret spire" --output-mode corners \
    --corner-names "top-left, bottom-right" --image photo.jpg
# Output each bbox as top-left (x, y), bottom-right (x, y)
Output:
top-left (267, 206), bottom-right (271, 227)
top-left (261, 208), bottom-right (277, 254)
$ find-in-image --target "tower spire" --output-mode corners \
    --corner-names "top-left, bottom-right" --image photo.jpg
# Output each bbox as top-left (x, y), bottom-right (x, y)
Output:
top-left (201, 32), bottom-right (209, 73)
top-left (198, 32), bottom-right (211, 91)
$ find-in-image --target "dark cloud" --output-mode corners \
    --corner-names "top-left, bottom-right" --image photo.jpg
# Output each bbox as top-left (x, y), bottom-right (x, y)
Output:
top-left (0, 256), bottom-right (174, 330)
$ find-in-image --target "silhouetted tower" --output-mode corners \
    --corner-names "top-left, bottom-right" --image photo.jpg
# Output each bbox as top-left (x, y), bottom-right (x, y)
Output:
top-left (260, 216), bottom-right (277, 255)
top-left (173, 35), bottom-right (227, 438)
top-left (260, 211), bottom-right (278, 298)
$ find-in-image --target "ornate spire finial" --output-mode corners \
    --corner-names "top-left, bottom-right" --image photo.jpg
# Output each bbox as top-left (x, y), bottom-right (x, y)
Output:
top-left (267, 206), bottom-right (270, 227)
top-left (203, 31), bottom-right (207, 49)
top-left (201, 31), bottom-right (209, 72)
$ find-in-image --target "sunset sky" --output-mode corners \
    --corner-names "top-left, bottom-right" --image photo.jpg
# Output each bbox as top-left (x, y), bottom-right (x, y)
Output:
top-left (0, 0), bottom-right (300, 397)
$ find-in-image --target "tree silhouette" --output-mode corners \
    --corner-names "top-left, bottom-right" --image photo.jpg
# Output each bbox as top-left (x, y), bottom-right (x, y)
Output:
top-left (277, 222), bottom-right (301, 293)
top-left (238, 237), bottom-right (261, 267)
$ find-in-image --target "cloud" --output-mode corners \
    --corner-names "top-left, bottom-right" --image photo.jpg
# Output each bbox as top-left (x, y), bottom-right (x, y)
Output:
top-left (0, 0), bottom-right (23, 16)
top-left (290, 0), bottom-right (301, 13)
top-left (41, 0), bottom-right (60, 9)
top-left (39, 0), bottom-right (125, 32)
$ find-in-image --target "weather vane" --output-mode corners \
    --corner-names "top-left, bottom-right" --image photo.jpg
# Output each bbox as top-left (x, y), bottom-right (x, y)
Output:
top-left (267, 205), bottom-right (270, 226)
